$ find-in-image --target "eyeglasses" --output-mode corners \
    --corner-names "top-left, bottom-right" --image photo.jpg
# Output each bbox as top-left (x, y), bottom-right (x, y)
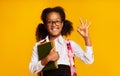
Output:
top-left (46, 20), bottom-right (62, 26)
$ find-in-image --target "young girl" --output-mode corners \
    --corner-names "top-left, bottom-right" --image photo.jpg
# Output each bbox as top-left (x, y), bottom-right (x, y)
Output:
top-left (29, 6), bottom-right (94, 76)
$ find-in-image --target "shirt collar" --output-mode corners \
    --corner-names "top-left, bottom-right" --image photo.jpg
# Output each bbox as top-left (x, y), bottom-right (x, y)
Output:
top-left (45, 36), bottom-right (49, 42)
top-left (45, 35), bottom-right (65, 45)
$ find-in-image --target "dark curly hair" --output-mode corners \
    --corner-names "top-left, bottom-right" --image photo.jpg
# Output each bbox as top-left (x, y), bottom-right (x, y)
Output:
top-left (36, 6), bottom-right (73, 41)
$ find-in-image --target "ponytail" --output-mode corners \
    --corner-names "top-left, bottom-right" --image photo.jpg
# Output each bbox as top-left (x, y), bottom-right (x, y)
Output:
top-left (35, 23), bottom-right (48, 41)
top-left (61, 20), bottom-right (73, 36)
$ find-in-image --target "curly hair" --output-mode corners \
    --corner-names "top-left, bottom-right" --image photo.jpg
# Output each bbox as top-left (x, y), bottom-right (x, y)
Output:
top-left (36, 6), bottom-right (73, 41)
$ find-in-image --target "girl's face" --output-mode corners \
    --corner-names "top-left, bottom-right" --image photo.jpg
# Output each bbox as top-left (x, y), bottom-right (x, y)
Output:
top-left (46, 12), bottom-right (63, 38)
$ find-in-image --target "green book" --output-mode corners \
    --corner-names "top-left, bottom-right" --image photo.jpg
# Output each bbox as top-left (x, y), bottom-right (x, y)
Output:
top-left (37, 42), bottom-right (58, 71)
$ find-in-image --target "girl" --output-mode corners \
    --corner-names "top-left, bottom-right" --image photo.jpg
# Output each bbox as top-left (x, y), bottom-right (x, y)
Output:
top-left (29, 6), bottom-right (94, 76)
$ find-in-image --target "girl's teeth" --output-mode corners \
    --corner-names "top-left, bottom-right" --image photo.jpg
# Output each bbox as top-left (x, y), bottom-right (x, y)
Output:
top-left (52, 28), bottom-right (58, 31)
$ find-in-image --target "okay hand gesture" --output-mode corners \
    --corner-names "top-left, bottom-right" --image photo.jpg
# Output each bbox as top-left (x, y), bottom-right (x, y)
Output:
top-left (77, 19), bottom-right (91, 39)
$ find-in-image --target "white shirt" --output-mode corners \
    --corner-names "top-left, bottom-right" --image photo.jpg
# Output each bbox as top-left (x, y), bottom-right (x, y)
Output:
top-left (29, 35), bottom-right (94, 73)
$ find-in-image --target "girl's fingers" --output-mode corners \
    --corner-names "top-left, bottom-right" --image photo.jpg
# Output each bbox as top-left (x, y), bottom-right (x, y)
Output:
top-left (85, 19), bottom-right (88, 27)
top-left (80, 18), bottom-right (84, 27)
top-left (79, 18), bottom-right (91, 30)
top-left (50, 47), bottom-right (55, 53)
top-left (87, 21), bottom-right (92, 28)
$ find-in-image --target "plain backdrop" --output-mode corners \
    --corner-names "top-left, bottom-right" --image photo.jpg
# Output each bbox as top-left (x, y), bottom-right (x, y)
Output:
top-left (0, 0), bottom-right (120, 76)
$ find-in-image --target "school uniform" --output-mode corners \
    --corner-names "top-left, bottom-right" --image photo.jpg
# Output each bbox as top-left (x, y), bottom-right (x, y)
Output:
top-left (29, 35), bottom-right (94, 76)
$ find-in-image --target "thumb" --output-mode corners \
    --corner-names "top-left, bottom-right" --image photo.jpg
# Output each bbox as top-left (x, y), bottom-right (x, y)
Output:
top-left (50, 47), bottom-right (55, 53)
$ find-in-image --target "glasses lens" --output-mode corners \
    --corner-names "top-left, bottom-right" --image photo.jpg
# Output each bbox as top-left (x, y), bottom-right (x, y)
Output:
top-left (47, 20), bottom-right (62, 25)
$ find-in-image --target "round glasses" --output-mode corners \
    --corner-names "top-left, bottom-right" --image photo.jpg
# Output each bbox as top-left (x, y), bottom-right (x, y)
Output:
top-left (46, 20), bottom-right (62, 26)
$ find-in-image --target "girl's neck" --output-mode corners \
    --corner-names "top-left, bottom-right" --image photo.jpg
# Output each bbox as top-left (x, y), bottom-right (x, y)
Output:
top-left (49, 35), bottom-right (60, 41)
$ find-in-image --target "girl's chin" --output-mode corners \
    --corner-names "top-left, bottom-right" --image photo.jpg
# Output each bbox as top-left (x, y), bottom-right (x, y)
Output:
top-left (49, 33), bottom-right (61, 37)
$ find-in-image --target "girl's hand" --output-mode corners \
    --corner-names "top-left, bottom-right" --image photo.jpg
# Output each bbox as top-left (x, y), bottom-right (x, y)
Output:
top-left (41, 47), bottom-right (59, 66)
top-left (47, 47), bottom-right (59, 62)
top-left (77, 19), bottom-right (91, 39)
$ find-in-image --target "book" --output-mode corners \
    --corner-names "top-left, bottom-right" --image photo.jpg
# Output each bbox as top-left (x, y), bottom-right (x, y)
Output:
top-left (37, 41), bottom-right (58, 71)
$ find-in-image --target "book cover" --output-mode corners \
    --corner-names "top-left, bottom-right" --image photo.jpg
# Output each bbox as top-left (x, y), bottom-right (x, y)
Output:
top-left (37, 41), bottom-right (58, 71)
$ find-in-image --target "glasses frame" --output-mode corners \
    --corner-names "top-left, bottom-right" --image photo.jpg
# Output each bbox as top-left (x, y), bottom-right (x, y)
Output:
top-left (46, 20), bottom-right (63, 26)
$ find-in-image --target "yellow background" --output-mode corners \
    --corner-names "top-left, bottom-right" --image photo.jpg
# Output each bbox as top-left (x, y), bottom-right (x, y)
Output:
top-left (0, 0), bottom-right (120, 76)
